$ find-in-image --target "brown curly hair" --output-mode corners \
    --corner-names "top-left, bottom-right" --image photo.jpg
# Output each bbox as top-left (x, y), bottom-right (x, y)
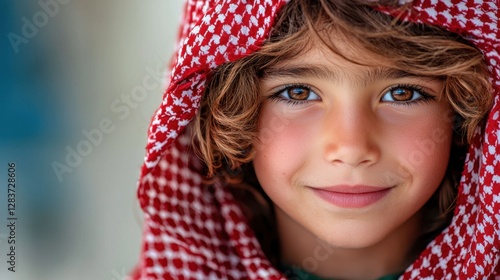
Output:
top-left (190, 0), bottom-right (493, 264)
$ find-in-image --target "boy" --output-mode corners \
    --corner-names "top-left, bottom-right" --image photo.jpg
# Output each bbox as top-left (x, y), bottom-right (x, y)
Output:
top-left (133, 1), bottom-right (499, 279)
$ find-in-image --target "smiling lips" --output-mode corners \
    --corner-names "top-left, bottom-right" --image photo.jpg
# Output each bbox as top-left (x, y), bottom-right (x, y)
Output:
top-left (310, 185), bottom-right (392, 208)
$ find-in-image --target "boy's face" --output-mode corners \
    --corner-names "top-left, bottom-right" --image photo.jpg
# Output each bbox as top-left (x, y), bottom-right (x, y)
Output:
top-left (253, 44), bottom-right (453, 251)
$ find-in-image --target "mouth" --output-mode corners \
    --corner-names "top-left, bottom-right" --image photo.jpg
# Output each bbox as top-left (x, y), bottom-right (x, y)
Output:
top-left (309, 185), bottom-right (392, 208)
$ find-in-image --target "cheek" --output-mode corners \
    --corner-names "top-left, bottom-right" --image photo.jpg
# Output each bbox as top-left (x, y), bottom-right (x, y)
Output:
top-left (389, 109), bottom-right (454, 188)
top-left (253, 105), bottom-right (315, 191)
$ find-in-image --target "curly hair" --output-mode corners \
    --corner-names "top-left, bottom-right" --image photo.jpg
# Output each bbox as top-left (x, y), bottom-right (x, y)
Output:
top-left (191, 0), bottom-right (493, 264)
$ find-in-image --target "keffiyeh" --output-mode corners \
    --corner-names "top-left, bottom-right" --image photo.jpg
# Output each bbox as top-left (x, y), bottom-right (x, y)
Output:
top-left (132, 0), bottom-right (500, 279)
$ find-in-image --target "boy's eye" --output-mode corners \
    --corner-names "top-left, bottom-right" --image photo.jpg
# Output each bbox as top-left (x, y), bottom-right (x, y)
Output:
top-left (380, 86), bottom-right (430, 103)
top-left (279, 85), bottom-right (320, 101)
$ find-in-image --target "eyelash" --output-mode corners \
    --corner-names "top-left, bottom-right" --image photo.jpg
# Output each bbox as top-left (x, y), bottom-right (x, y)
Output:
top-left (268, 84), bottom-right (319, 107)
top-left (381, 84), bottom-right (435, 106)
top-left (268, 83), bottom-right (435, 107)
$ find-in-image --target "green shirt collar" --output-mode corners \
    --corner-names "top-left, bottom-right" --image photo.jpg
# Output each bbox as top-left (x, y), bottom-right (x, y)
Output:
top-left (279, 263), bottom-right (402, 280)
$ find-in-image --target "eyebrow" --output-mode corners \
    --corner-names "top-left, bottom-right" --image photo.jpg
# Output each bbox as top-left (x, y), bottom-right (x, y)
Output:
top-left (260, 64), bottom-right (424, 86)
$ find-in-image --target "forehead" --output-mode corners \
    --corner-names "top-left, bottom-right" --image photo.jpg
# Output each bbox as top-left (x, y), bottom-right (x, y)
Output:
top-left (270, 43), bottom-right (376, 72)
top-left (267, 26), bottom-right (395, 70)
top-left (261, 43), bottom-right (417, 84)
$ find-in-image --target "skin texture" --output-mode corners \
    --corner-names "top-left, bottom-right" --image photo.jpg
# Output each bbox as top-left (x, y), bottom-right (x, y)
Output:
top-left (253, 43), bottom-right (454, 279)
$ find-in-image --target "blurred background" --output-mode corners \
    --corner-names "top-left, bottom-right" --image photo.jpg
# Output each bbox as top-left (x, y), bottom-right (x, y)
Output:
top-left (0, 1), bottom-right (182, 279)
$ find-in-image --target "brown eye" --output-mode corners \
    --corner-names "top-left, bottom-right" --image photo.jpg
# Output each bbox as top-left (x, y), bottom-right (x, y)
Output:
top-left (270, 85), bottom-right (320, 105)
top-left (390, 88), bottom-right (413, 101)
top-left (380, 85), bottom-right (432, 105)
top-left (279, 85), bottom-right (321, 101)
top-left (288, 87), bottom-right (309, 100)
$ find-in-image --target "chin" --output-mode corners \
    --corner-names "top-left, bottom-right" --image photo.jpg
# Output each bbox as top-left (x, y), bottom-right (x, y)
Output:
top-left (321, 232), bottom-right (387, 250)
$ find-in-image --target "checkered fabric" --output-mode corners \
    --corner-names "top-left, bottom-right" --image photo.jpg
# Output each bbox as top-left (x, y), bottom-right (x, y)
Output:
top-left (132, 0), bottom-right (500, 279)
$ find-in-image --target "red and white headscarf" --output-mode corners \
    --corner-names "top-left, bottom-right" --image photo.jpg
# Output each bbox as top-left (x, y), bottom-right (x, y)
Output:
top-left (132, 0), bottom-right (500, 279)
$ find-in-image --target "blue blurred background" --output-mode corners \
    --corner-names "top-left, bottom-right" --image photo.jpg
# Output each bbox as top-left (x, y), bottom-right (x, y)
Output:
top-left (0, 1), bottom-right (181, 279)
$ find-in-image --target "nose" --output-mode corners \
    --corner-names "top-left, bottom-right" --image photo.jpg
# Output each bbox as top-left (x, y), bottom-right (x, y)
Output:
top-left (322, 104), bottom-right (380, 167)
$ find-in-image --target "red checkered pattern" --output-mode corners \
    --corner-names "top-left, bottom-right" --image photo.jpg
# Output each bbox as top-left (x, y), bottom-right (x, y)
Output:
top-left (133, 0), bottom-right (500, 279)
